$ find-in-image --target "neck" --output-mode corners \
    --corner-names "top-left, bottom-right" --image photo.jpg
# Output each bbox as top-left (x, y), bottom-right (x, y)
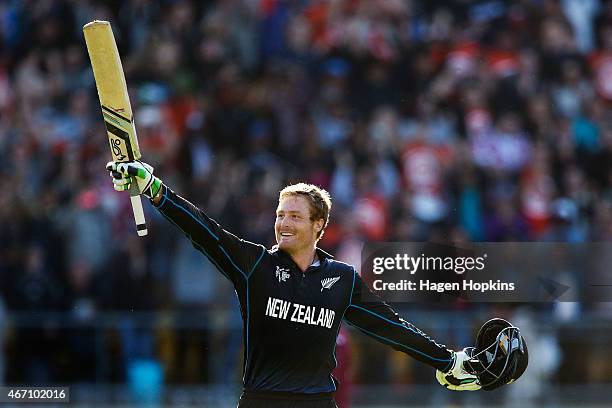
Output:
top-left (288, 246), bottom-right (317, 272)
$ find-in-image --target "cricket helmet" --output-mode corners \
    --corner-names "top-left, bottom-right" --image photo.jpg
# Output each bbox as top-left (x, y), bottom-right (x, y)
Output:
top-left (464, 318), bottom-right (528, 390)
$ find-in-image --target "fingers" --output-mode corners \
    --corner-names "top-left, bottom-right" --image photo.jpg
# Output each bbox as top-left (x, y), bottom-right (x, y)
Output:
top-left (107, 160), bottom-right (153, 177)
top-left (436, 350), bottom-right (482, 392)
top-left (106, 161), bottom-right (150, 189)
top-left (107, 162), bottom-right (137, 177)
top-left (107, 161), bottom-right (132, 191)
top-left (107, 161), bottom-right (132, 176)
top-left (436, 370), bottom-right (480, 391)
top-left (117, 162), bottom-right (145, 179)
top-left (112, 175), bottom-right (132, 191)
top-left (108, 161), bottom-right (136, 176)
top-left (117, 163), bottom-right (131, 175)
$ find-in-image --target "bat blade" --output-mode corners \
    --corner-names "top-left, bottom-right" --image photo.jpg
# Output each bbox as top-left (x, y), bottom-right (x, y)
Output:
top-left (83, 20), bottom-right (147, 237)
top-left (83, 20), bottom-right (141, 163)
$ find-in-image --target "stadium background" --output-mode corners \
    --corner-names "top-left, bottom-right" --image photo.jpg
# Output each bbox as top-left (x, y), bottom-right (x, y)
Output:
top-left (1, 0), bottom-right (612, 406)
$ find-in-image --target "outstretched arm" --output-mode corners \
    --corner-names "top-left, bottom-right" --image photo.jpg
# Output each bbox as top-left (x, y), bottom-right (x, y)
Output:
top-left (343, 270), bottom-right (454, 370)
top-left (343, 270), bottom-right (480, 390)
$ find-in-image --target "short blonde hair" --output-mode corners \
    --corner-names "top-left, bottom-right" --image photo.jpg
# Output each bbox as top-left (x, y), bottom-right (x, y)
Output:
top-left (279, 183), bottom-right (332, 239)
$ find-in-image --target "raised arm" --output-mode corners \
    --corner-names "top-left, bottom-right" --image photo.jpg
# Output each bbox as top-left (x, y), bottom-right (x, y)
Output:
top-left (107, 160), bottom-right (267, 286)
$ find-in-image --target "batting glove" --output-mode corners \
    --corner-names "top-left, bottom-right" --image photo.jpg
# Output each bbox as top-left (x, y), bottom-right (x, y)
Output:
top-left (106, 160), bottom-right (162, 200)
top-left (436, 349), bottom-right (481, 391)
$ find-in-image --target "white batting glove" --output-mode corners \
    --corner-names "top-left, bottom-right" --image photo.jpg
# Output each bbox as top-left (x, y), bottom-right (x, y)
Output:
top-left (106, 160), bottom-right (162, 199)
top-left (436, 349), bottom-right (481, 391)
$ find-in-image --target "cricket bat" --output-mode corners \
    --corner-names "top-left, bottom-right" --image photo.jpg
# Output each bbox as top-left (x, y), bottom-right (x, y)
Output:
top-left (83, 20), bottom-right (147, 237)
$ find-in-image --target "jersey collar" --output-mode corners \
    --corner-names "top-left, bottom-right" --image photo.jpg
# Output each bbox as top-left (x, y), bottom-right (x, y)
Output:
top-left (270, 245), bottom-right (333, 258)
top-left (270, 246), bottom-right (334, 269)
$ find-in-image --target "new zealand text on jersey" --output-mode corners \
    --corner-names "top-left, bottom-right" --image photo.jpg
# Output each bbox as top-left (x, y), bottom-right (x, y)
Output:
top-left (265, 297), bottom-right (336, 329)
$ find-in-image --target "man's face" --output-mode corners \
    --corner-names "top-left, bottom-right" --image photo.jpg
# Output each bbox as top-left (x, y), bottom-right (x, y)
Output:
top-left (275, 195), bottom-right (323, 254)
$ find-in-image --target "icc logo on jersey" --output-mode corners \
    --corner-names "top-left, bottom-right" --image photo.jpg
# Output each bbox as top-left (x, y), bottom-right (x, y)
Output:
top-left (276, 266), bottom-right (291, 283)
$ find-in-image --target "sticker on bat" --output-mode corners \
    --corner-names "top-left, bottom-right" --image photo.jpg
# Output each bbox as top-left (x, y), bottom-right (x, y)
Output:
top-left (105, 120), bottom-right (134, 161)
top-left (110, 138), bottom-right (127, 161)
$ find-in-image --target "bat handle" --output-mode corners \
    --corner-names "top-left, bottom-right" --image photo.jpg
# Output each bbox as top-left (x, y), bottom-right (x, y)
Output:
top-left (129, 189), bottom-right (148, 237)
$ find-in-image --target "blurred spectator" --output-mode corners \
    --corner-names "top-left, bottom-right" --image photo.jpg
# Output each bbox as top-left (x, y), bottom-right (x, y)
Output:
top-left (0, 297), bottom-right (5, 384)
top-left (1, 0), bottom-right (612, 395)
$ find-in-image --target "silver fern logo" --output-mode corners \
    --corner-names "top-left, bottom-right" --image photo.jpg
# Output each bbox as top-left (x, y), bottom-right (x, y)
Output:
top-left (321, 276), bottom-right (341, 292)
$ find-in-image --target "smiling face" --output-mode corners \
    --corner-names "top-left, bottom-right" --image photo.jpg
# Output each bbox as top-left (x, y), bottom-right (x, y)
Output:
top-left (275, 195), bottom-right (323, 256)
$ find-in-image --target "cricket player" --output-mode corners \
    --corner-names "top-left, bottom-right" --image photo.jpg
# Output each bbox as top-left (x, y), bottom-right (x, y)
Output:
top-left (106, 160), bottom-right (480, 407)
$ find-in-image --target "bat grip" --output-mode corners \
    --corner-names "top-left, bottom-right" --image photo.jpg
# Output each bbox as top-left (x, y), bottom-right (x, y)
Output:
top-left (129, 186), bottom-right (147, 236)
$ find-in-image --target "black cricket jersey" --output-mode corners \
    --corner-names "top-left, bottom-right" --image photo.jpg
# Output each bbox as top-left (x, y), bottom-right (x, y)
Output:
top-left (153, 185), bottom-right (454, 394)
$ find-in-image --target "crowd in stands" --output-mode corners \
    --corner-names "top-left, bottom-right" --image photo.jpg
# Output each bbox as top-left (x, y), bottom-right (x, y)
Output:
top-left (1, 0), bottom-right (610, 389)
